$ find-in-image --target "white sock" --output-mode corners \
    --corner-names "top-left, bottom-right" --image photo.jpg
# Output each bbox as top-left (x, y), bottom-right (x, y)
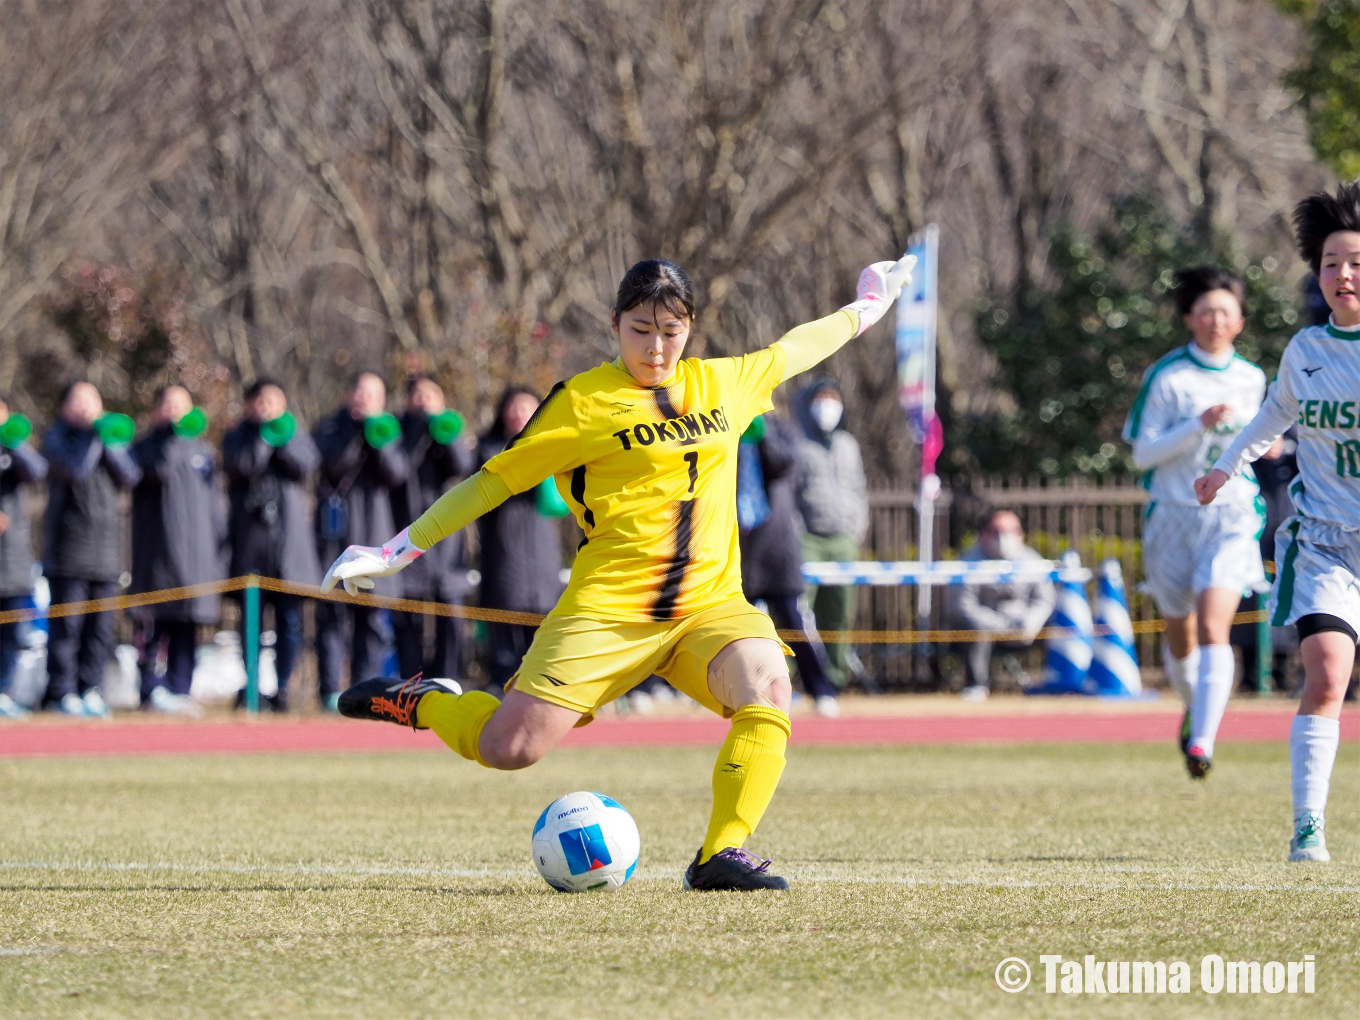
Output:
top-left (1163, 642), bottom-right (1200, 709)
top-left (1290, 714), bottom-right (1340, 819)
top-left (1189, 644), bottom-right (1234, 756)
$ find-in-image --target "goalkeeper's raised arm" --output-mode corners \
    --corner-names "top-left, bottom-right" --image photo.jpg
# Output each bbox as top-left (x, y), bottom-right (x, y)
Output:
top-left (321, 253), bottom-right (913, 597)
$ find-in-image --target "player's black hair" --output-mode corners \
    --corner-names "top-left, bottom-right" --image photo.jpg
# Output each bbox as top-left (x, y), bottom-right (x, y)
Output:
top-left (613, 259), bottom-right (696, 322)
top-left (244, 377), bottom-right (285, 401)
top-left (1171, 265), bottom-right (1247, 318)
top-left (1294, 181), bottom-right (1360, 276)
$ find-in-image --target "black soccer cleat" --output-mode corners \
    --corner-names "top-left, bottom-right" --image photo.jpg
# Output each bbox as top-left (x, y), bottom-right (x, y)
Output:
top-left (682, 847), bottom-right (790, 891)
top-left (1178, 709), bottom-right (1191, 756)
top-left (337, 675), bottom-right (462, 729)
top-left (1184, 743), bottom-right (1212, 780)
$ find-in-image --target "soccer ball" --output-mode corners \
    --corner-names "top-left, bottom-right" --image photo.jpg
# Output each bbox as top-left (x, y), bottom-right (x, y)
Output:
top-left (531, 791), bottom-right (641, 892)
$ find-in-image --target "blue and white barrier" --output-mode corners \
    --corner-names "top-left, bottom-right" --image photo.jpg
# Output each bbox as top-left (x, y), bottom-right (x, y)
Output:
top-left (1029, 550), bottom-right (1095, 694)
top-left (1088, 558), bottom-right (1141, 697)
top-left (800, 560), bottom-right (1092, 586)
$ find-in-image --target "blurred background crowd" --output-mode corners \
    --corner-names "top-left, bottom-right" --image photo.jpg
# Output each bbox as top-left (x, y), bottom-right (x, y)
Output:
top-left (0, 370), bottom-right (887, 718)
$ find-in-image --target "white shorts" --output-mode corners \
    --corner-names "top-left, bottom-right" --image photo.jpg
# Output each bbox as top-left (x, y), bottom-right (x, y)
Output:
top-left (1142, 501), bottom-right (1265, 618)
top-left (1269, 518), bottom-right (1360, 636)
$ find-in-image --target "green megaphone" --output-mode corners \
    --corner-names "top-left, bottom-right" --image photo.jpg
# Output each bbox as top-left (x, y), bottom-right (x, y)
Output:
top-left (364, 412), bottom-right (402, 449)
top-left (0, 413), bottom-right (32, 449)
top-left (740, 414), bottom-right (766, 444)
top-left (428, 409), bottom-right (464, 445)
top-left (260, 411), bottom-right (297, 448)
top-left (535, 477), bottom-right (571, 518)
top-left (173, 406), bottom-right (208, 439)
top-left (95, 412), bottom-right (136, 448)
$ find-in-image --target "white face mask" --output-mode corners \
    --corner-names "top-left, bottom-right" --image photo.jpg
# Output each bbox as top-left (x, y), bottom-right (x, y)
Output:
top-left (810, 398), bottom-right (843, 432)
top-left (997, 533), bottom-right (1026, 561)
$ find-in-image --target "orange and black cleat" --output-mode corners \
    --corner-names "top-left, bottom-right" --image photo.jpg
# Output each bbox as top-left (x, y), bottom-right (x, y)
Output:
top-left (337, 675), bottom-right (462, 729)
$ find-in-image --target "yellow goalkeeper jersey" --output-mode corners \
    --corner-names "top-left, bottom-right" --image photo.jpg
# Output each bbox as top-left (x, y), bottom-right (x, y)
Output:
top-left (482, 347), bottom-right (787, 622)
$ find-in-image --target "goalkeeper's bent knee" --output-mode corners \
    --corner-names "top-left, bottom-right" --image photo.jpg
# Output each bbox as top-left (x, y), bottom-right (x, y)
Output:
top-left (416, 689), bottom-right (500, 767)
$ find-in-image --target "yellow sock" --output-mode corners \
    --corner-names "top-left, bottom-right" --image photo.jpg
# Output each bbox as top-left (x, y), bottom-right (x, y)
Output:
top-left (415, 690), bottom-right (500, 768)
top-left (700, 705), bottom-right (790, 862)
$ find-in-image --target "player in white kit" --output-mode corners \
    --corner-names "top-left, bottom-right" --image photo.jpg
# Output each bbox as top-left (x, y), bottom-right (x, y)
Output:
top-left (1123, 267), bottom-right (1266, 779)
top-left (1197, 181), bottom-right (1360, 862)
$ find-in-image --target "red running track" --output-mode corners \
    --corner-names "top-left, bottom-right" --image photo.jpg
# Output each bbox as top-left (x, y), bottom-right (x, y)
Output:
top-left (1, 709), bottom-right (1354, 758)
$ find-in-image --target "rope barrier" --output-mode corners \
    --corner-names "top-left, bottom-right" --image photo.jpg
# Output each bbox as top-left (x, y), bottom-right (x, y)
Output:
top-left (0, 575), bottom-right (1270, 644)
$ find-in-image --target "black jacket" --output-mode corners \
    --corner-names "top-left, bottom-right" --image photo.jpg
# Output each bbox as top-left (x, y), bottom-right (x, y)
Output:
top-left (222, 420), bottom-right (322, 584)
top-left (42, 420), bottom-right (142, 582)
top-left (130, 427), bottom-right (227, 623)
top-left (475, 433), bottom-right (563, 614)
top-left (739, 414), bottom-right (807, 598)
top-left (392, 411), bottom-right (475, 599)
top-left (0, 441), bottom-right (47, 598)
top-left (313, 408), bottom-right (410, 596)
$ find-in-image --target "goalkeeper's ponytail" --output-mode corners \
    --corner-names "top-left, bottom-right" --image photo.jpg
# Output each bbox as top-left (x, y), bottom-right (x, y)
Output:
top-left (614, 260), bottom-right (695, 322)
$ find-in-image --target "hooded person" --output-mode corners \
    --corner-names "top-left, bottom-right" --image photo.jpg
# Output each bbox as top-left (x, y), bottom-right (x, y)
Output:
top-left (40, 381), bottom-right (143, 716)
top-left (793, 378), bottom-right (869, 688)
top-left (391, 375), bottom-right (476, 681)
top-left (222, 378), bottom-right (321, 710)
top-left (130, 385), bottom-right (228, 714)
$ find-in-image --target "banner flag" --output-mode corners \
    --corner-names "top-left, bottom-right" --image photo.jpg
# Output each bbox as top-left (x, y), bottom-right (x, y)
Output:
top-left (895, 223), bottom-right (942, 479)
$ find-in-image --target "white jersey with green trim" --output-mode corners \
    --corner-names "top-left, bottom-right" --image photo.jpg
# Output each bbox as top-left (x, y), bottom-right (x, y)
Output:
top-left (1123, 343), bottom-right (1266, 507)
top-left (1214, 320), bottom-right (1360, 532)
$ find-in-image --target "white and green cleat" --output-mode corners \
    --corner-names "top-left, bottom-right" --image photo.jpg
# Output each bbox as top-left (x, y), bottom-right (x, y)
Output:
top-left (1288, 812), bottom-right (1329, 862)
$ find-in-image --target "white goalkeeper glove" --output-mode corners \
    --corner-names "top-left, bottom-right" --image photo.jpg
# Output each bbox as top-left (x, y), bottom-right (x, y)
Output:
top-left (320, 527), bottom-right (425, 595)
top-left (842, 254), bottom-right (916, 337)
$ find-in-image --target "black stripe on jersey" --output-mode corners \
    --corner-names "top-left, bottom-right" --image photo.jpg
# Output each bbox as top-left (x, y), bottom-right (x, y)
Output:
top-left (652, 387), bottom-right (697, 445)
top-left (505, 381), bottom-right (566, 450)
top-left (650, 499), bottom-right (695, 621)
top-left (570, 464), bottom-right (595, 529)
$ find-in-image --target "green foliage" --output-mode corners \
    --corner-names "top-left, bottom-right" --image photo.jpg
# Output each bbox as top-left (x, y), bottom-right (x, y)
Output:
top-left (952, 196), bottom-right (1300, 480)
top-left (1281, 0), bottom-right (1360, 179)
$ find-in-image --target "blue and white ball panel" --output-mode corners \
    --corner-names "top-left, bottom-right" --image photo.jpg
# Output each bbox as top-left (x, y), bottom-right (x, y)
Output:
top-left (531, 791), bottom-right (641, 893)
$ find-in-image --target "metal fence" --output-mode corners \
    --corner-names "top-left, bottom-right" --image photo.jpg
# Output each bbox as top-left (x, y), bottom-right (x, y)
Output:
top-left (854, 478), bottom-right (1162, 689)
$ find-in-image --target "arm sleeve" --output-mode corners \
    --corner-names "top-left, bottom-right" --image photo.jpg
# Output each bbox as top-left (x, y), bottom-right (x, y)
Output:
top-left (773, 309), bottom-right (860, 382)
top-left (480, 383), bottom-right (583, 494)
top-left (1129, 416), bottom-right (1205, 471)
top-left (408, 468), bottom-right (512, 550)
top-left (956, 585), bottom-right (1009, 632)
top-left (103, 444), bottom-right (143, 489)
top-left (273, 431), bottom-right (320, 481)
top-left (10, 443), bottom-right (47, 484)
top-left (1213, 355), bottom-right (1298, 478)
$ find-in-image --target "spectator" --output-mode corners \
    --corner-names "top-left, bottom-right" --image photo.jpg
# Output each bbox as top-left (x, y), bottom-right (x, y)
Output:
top-left (314, 371), bottom-right (409, 708)
top-left (130, 385), bottom-right (226, 715)
top-left (0, 397), bottom-right (47, 718)
top-left (222, 378), bottom-right (321, 711)
top-left (476, 386), bottom-right (563, 691)
top-left (392, 375), bottom-right (475, 680)
top-left (41, 381), bottom-right (142, 716)
top-left (794, 378), bottom-right (869, 689)
top-left (947, 510), bottom-right (1056, 700)
top-left (738, 412), bottom-right (841, 716)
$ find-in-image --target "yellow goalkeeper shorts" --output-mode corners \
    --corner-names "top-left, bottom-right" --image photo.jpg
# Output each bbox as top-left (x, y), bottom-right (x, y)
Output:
top-left (507, 600), bottom-right (792, 724)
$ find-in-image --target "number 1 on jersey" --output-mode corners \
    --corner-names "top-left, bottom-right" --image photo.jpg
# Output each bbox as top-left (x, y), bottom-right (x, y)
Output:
top-left (683, 451), bottom-right (699, 494)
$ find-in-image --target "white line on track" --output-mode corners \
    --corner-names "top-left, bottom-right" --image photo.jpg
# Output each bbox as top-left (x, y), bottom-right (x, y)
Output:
top-left (2, 860), bottom-right (1356, 893)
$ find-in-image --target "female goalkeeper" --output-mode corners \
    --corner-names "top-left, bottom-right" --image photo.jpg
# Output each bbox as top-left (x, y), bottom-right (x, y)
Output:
top-left (322, 255), bottom-right (914, 891)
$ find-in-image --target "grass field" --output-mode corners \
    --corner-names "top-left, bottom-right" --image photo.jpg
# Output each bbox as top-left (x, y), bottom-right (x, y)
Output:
top-left (0, 741), bottom-right (1356, 1018)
